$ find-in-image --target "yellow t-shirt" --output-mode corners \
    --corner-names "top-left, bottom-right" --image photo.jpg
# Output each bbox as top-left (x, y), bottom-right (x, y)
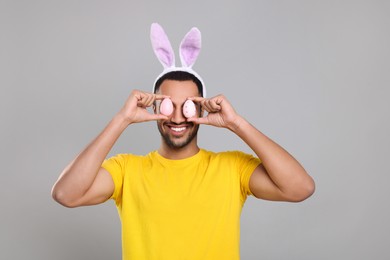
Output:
top-left (102, 149), bottom-right (261, 260)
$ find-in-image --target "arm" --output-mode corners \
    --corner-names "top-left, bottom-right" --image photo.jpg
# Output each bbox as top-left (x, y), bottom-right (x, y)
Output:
top-left (51, 90), bottom-right (168, 208)
top-left (188, 95), bottom-right (315, 202)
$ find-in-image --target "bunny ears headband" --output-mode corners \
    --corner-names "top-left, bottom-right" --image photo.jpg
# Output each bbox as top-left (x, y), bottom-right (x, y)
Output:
top-left (150, 23), bottom-right (206, 97)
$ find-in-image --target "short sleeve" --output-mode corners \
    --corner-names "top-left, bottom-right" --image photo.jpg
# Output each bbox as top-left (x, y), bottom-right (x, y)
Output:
top-left (234, 151), bottom-right (261, 199)
top-left (101, 154), bottom-right (127, 203)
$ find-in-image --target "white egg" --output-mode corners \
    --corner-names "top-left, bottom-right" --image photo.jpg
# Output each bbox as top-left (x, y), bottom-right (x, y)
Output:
top-left (183, 100), bottom-right (196, 118)
top-left (160, 98), bottom-right (173, 116)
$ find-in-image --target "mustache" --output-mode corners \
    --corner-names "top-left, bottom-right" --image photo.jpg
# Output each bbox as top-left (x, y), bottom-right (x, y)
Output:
top-left (165, 121), bottom-right (195, 126)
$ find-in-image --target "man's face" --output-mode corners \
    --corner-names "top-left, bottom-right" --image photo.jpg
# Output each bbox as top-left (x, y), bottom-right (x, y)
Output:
top-left (155, 80), bottom-right (201, 149)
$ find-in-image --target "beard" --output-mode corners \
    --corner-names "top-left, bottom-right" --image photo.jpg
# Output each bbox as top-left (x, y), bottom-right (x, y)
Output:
top-left (157, 122), bottom-right (199, 149)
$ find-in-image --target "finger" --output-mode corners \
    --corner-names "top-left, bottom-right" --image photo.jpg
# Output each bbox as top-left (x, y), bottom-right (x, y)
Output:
top-left (138, 93), bottom-right (155, 107)
top-left (154, 94), bottom-right (170, 100)
top-left (135, 92), bottom-right (147, 105)
top-left (200, 102), bottom-right (212, 113)
top-left (202, 100), bottom-right (216, 113)
top-left (146, 113), bottom-right (169, 121)
top-left (153, 114), bottom-right (169, 120)
top-left (144, 94), bottom-right (156, 107)
top-left (208, 99), bottom-right (222, 111)
top-left (188, 96), bottom-right (206, 102)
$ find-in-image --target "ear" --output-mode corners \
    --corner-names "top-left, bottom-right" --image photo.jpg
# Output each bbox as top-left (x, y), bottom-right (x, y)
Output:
top-left (150, 23), bottom-right (175, 68)
top-left (179, 27), bottom-right (201, 68)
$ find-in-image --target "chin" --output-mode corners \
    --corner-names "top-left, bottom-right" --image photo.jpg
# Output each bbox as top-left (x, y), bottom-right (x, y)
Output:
top-left (158, 122), bottom-right (199, 149)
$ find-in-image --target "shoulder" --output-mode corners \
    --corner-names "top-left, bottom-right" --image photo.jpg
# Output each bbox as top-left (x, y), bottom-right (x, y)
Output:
top-left (104, 152), bottom-right (155, 166)
top-left (202, 149), bottom-right (251, 157)
top-left (105, 153), bottom-right (139, 162)
top-left (106, 152), bottom-right (155, 160)
top-left (201, 149), bottom-right (256, 162)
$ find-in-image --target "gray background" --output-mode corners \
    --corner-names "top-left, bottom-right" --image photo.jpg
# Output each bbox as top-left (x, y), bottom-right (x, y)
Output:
top-left (1, 0), bottom-right (389, 259)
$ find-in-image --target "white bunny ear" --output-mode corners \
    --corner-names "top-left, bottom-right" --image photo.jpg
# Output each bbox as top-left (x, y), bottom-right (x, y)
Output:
top-left (179, 27), bottom-right (201, 68)
top-left (150, 23), bottom-right (175, 68)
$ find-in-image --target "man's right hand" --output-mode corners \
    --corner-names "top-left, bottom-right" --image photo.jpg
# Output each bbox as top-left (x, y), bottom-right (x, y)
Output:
top-left (52, 89), bottom-right (169, 208)
top-left (118, 90), bottom-right (169, 125)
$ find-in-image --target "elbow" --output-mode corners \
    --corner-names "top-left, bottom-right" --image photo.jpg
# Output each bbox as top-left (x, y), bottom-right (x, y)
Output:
top-left (51, 185), bottom-right (79, 208)
top-left (287, 176), bottom-right (316, 203)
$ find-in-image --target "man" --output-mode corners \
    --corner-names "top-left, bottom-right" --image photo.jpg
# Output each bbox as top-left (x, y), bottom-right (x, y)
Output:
top-left (52, 24), bottom-right (315, 259)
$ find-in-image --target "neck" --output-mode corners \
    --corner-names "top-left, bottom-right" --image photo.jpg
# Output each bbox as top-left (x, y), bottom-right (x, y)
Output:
top-left (158, 140), bottom-right (200, 160)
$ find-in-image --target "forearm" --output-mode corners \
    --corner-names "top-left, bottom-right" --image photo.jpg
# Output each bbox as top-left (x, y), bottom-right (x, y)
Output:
top-left (231, 116), bottom-right (314, 198)
top-left (190, 93), bottom-right (314, 201)
top-left (52, 114), bottom-right (128, 204)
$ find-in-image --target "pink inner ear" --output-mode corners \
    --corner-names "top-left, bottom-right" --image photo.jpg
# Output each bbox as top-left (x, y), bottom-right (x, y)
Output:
top-left (154, 47), bottom-right (174, 67)
top-left (151, 23), bottom-right (175, 68)
top-left (180, 28), bottom-right (201, 68)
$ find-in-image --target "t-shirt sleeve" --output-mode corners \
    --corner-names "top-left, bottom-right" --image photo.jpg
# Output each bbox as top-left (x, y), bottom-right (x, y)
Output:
top-left (234, 151), bottom-right (262, 199)
top-left (101, 154), bottom-right (127, 203)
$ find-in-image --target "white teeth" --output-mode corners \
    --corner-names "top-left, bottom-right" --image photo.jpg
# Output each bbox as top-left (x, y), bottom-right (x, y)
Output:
top-left (171, 127), bottom-right (186, 132)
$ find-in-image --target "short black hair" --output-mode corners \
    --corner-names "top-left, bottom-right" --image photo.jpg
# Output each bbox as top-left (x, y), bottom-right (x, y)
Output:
top-left (154, 71), bottom-right (203, 97)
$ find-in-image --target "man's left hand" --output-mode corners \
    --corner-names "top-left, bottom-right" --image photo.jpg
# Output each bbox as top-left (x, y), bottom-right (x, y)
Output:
top-left (187, 95), bottom-right (242, 131)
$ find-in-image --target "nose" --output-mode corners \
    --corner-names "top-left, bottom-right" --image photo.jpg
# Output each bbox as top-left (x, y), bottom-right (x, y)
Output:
top-left (170, 106), bottom-right (186, 124)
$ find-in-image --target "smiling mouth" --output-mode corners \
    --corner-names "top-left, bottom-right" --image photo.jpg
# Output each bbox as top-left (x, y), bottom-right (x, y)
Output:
top-left (171, 126), bottom-right (186, 132)
top-left (165, 123), bottom-right (193, 135)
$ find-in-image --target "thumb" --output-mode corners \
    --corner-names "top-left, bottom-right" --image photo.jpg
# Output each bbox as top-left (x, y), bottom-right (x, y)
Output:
top-left (150, 114), bottom-right (169, 121)
top-left (187, 117), bottom-right (209, 125)
top-left (140, 112), bottom-right (168, 122)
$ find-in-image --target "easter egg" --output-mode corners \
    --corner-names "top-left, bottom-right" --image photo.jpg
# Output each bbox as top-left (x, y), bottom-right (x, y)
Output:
top-left (183, 100), bottom-right (196, 118)
top-left (160, 98), bottom-right (173, 116)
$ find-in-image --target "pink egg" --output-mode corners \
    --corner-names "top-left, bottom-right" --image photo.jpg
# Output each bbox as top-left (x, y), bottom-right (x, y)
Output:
top-left (160, 98), bottom-right (173, 116)
top-left (183, 100), bottom-right (196, 118)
